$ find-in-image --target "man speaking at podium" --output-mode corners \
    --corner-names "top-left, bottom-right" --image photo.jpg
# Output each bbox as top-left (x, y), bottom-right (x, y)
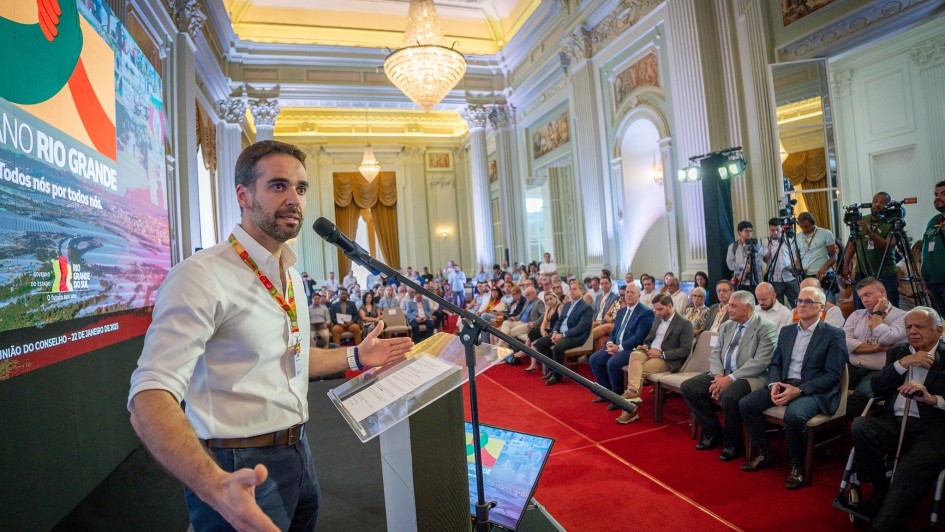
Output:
top-left (128, 141), bottom-right (413, 531)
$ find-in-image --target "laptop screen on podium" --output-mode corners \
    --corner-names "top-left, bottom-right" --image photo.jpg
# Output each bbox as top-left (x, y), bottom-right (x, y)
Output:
top-left (464, 422), bottom-right (555, 530)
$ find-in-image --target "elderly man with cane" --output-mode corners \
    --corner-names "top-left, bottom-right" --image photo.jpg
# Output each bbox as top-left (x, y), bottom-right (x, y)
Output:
top-left (847, 307), bottom-right (945, 530)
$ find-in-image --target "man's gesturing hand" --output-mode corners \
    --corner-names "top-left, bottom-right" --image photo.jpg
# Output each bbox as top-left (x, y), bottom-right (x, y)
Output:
top-left (210, 464), bottom-right (279, 532)
top-left (358, 321), bottom-right (414, 368)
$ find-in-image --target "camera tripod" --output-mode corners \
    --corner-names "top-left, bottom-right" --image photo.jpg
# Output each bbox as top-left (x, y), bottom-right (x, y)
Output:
top-left (736, 241), bottom-right (761, 290)
top-left (764, 224), bottom-right (805, 288)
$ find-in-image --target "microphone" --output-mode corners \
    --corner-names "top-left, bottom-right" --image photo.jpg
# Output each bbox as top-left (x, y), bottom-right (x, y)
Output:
top-left (312, 217), bottom-right (380, 275)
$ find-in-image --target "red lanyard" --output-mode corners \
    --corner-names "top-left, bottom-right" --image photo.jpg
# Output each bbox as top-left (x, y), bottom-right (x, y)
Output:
top-left (228, 234), bottom-right (299, 340)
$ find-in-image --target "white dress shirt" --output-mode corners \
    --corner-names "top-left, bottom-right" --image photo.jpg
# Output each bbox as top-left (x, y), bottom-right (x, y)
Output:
top-left (755, 301), bottom-right (794, 330)
top-left (650, 316), bottom-right (673, 352)
top-left (788, 320), bottom-right (819, 380)
top-left (891, 346), bottom-right (945, 417)
top-left (640, 289), bottom-right (658, 309)
top-left (669, 289), bottom-right (689, 312)
top-left (844, 306), bottom-right (907, 370)
top-left (129, 224), bottom-right (310, 439)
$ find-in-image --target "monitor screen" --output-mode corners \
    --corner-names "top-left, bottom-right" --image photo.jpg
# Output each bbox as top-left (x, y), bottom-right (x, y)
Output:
top-left (0, 0), bottom-right (169, 380)
top-left (465, 422), bottom-right (555, 530)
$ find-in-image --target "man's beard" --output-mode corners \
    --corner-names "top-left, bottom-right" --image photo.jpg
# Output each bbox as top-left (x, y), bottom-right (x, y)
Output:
top-left (250, 198), bottom-right (302, 242)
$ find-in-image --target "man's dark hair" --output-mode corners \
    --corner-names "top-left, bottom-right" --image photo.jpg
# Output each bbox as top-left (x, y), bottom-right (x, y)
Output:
top-left (652, 293), bottom-right (674, 307)
top-left (936, 180), bottom-right (945, 188)
top-left (797, 212), bottom-right (815, 225)
top-left (716, 279), bottom-right (735, 290)
top-left (855, 276), bottom-right (884, 292)
top-left (737, 221), bottom-right (753, 232)
top-left (875, 191), bottom-right (891, 202)
top-left (234, 140), bottom-right (306, 190)
top-left (768, 217), bottom-right (781, 227)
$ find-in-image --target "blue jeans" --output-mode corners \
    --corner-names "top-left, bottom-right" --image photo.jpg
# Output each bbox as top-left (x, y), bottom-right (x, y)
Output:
top-left (739, 386), bottom-right (821, 464)
top-left (185, 432), bottom-right (320, 531)
top-left (589, 347), bottom-right (631, 395)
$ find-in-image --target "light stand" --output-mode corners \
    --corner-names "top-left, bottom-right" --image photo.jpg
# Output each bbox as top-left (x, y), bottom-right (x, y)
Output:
top-left (313, 217), bottom-right (636, 531)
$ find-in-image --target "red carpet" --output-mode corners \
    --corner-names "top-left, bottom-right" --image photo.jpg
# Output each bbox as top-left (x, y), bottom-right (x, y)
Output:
top-left (463, 363), bottom-right (854, 531)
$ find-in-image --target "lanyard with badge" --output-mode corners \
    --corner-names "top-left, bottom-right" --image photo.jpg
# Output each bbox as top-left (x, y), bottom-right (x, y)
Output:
top-left (228, 234), bottom-right (303, 376)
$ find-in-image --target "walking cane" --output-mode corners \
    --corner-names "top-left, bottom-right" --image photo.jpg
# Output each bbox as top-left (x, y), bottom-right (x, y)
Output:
top-left (891, 395), bottom-right (911, 481)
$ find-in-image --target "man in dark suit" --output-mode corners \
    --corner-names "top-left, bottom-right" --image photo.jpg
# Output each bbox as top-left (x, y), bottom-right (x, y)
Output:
top-left (591, 276), bottom-right (621, 351)
top-left (617, 293), bottom-right (694, 424)
top-left (847, 307), bottom-right (945, 530)
top-left (738, 286), bottom-right (848, 489)
top-left (681, 291), bottom-right (778, 460)
top-left (704, 280), bottom-right (734, 333)
top-left (533, 281), bottom-right (593, 385)
top-left (404, 291), bottom-right (435, 341)
top-left (589, 284), bottom-right (655, 402)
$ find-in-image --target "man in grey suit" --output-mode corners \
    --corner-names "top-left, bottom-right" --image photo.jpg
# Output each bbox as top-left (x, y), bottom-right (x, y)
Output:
top-left (404, 292), bottom-right (435, 341)
top-left (591, 276), bottom-right (621, 351)
top-left (617, 293), bottom-right (694, 424)
top-left (681, 291), bottom-right (778, 461)
top-left (738, 286), bottom-right (848, 489)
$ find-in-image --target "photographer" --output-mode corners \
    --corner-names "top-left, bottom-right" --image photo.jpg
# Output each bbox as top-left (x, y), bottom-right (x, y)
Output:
top-left (840, 192), bottom-right (899, 310)
top-left (796, 212), bottom-right (838, 303)
top-left (763, 218), bottom-right (800, 307)
top-left (727, 221), bottom-right (764, 292)
top-left (921, 181), bottom-right (945, 315)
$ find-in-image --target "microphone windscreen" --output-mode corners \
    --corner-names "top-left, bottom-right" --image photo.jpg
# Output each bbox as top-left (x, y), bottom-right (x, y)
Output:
top-left (313, 217), bottom-right (335, 239)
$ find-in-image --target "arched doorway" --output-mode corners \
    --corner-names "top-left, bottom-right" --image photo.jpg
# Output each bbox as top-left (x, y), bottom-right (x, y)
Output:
top-left (618, 118), bottom-right (673, 277)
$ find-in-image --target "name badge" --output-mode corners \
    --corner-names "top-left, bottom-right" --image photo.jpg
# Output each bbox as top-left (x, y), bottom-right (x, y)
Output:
top-left (293, 345), bottom-right (303, 376)
top-left (867, 240), bottom-right (875, 250)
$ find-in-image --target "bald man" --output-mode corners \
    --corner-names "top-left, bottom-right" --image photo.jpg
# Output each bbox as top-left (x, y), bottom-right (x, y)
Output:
top-left (755, 282), bottom-right (793, 329)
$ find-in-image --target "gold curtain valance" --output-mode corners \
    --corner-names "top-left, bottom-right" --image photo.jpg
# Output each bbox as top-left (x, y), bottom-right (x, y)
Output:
top-left (782, 147), bottom-right (826, 185)
top-left (333, 172), bottom-right (397, 208)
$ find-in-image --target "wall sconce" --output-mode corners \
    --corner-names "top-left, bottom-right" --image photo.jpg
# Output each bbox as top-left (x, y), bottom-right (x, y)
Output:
top-left (651, 153), bottom-right (664, 184)
top-left (438, 227), bottom-right (451, 238)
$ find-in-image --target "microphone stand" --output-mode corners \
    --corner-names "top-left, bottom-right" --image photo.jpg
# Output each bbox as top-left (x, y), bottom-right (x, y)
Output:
top-left (315, 221), bottom-right (637, 532)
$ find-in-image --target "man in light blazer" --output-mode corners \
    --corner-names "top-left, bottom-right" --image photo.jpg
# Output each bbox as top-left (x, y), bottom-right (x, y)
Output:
top-left (497, 286), bottom-right (545, 348)
top-left (404, 292), bottom-right (435, 341)
top-left (591, 276), bottom-right (621, 351)
top-left (738, 286), bottom-right (848, 490)
top-left (533, 281), bottom-right (593, 385)
top-left (589, 284), bottom-right (655, 401)
top-left (681, 291), bottom-right (778, 461)
top-left (617, 293), bottom-right (694, 424)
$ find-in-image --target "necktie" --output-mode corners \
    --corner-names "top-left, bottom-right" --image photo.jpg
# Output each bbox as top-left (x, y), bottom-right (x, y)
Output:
top-left (723, 325), bottom-right (744, 376)
top-left (616, 308), bottom-right (633, 343)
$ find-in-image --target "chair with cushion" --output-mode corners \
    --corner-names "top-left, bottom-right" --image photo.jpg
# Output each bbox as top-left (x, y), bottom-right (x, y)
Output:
top-left (650, 331), bottom-right (717, 423)
top-left (562, 334), bottom-right (594, 370)
top-left (380, 307), bottom-right (411, 339)
top-left (754, 365), bottom-right (850, 485)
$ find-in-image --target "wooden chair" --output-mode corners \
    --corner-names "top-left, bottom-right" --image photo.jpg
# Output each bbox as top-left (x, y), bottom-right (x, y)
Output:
top-left (754, 365), bottom-right (850, 485)
top-left (650, 331), bottom-right (718, 423)
top-left (380, 307), bottom-right (411, 338)
top-left (562, 334), bottom-right (594, 370)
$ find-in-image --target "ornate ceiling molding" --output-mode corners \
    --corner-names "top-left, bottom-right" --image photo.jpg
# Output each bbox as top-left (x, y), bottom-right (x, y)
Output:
top-left (461, 105), bottom-right (492, 129)
top-left (489, 104), bottom-right (516, 129)
top-left (217, 97), bottom-right (248, 124)
top-left (250, 98), bottom-right (281, 128)
top-left (428, 175), bottom-right (456, 188)
top-left (777, 0), bottom-right (933, 61)
top-left (588, 0), bottom-right (661, 56)
top-left (830, 70), bottom-right (853, 98)
top-left (561, 26), bottom-right (592, 69)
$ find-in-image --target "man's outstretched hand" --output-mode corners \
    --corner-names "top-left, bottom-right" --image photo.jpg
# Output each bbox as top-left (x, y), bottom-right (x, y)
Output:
top-left (357, 321), bottom-right (414, 368)
top-left (209, 464), bottom-right (280, 532)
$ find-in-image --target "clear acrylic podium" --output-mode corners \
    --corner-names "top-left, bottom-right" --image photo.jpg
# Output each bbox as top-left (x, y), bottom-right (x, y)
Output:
top-left (328, 332), bottom-right (509, 532)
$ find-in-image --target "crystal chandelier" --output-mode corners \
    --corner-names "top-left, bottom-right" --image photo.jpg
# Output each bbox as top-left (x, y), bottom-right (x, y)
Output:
top-left (384, 0), bottom-right (466, 111)
top-left (359, 109), bottom-right (380, 182)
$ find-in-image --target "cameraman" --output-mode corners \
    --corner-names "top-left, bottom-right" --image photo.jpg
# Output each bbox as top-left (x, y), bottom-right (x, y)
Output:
top-left (763, 218), bottom-right (800, 307)
top-left (840, 192), bottom-right (899, 310)
top-left (796, 212), bottom-right (838, 303)
top-left (921, 181), bottom-right (945, 315)
top-left (727, 221), bottom-right (764, 292)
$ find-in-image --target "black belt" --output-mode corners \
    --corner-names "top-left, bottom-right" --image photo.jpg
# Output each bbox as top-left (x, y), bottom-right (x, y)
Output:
top-left (202, 423), bottom-right (304, 449)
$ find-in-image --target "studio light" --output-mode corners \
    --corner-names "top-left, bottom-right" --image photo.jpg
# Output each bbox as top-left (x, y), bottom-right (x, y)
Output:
top-left (687, 166), bottom-right (699, 181)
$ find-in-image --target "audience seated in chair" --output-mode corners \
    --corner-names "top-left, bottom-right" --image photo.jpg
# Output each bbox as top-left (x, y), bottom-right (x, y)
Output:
top-left (754, 282), bottom-right (794, 330)
top-left (591, 277), bottom-right (621, 351)
top-left (616, 293), bottom-right (694, 424)
top-left (309, 293), bottom-right (331, 346)
top-left (404, 290), bottom-right (435, 342)
top-left (791, 278), bottom-right (845, 328)
top-left (844, 277), bottom-right (907, 418)
top-left (705, 280), bottom-right (735, 333)
top-left (737, 286), bottom-right (847, 490)
top-left (532, 281), bottom-right (593, 386)
top-left (685, 287), bottom-right (710, 338)
top-left (497, 286), bottom-right (544, 348)
top-left (665, 276), bottom-right (690, 312)
top-left (680, 290), bottom-right (778, 461)
top-left (849, 307), bottom-right (945, 530)
top-left (639, 275), bottom-right (659, 308)
top-left (329, 288), bottom-right (362, 345)
top-left (589, 284), bottom-right (654, 408)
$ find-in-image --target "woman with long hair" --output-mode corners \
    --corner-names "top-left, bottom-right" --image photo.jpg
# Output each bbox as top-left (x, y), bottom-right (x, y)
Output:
top-left (359, 292), bottom-right (381, 334)
top-left (520, 292), bottom-right (561, 373)
top-left (694, 270), bottom-right (711, 305)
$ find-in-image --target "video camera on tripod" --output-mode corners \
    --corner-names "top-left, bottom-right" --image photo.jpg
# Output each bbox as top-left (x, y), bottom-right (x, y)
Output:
top-left (778, 199), bottom-right (798, 236)
top-left (843, 198), bottom-right (917, 229)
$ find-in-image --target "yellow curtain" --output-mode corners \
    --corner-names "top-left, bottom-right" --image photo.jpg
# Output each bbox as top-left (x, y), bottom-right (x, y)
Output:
top-left (782, 148), bottom-right (829, 228)
top-left (333, 172), bottom-right (399, 272)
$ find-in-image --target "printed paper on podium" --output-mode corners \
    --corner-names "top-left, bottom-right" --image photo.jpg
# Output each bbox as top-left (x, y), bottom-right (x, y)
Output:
top-left (328, 332), bottom-right (510, 442)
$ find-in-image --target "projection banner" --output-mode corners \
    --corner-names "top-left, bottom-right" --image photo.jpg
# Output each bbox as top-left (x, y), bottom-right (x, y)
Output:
top-left (0, 0), bottom-right (169, 380)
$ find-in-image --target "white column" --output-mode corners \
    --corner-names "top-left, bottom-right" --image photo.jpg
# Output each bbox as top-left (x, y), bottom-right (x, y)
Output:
top-left (453, 146), bottom-right (477, 269)
top-left (298, 145), bottom-right (329, 280)
top-left (215, 96), bottom-right (245, 241)
top-left (170, 0), bottom-right (204, 258)
top-left (658, 139), bottom-right (681, 276)
top-left (563, 28), bottom-right (611, 276)
top-left (250, 98), bottom-right (280, 142)
top-left (490, 104), bottom-right (527, 264)
top-left (460, 105), bottom-right (494, 268)
top-left (402, 146), bottom-right (431, 270)
top-left (912, 36), bottom-right (945, 183)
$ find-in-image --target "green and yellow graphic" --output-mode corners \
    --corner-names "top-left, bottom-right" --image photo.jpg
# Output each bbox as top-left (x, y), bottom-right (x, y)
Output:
top-left (51, 255), bottom-right (73, 292)
top-left (466, 432), bottom-right (506, 468)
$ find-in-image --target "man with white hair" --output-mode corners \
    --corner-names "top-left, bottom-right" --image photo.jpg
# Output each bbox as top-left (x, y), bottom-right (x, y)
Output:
top-left (738, 286), bottom-right (848, 490)
top-left (792, 277), bottom-right (844, 328)
top-left (754, 282), bottom-right (793, 330)
top-left (681, 291), bottom-right (778, 461)
top-left (848, 306), bottom-right (945, 529)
